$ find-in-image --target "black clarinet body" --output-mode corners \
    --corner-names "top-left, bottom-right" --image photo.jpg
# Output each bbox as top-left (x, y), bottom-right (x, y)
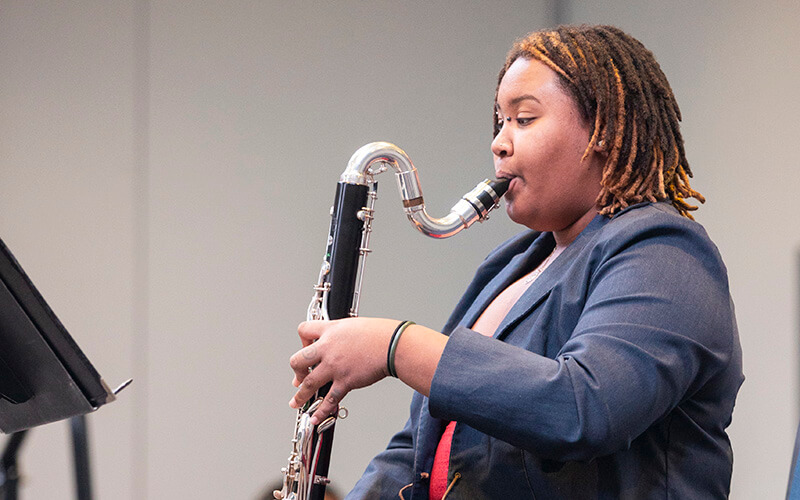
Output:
top-left (307, 181), bottom-right (369, 500)
top-left (325, 182), bottom-right (370, 320)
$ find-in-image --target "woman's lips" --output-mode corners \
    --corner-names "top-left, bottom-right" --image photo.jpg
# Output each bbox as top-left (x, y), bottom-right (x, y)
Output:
top-left (502, 176), bottom-right (519, 196)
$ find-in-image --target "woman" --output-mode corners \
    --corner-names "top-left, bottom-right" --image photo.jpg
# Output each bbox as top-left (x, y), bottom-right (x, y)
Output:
top-left (289, 25), bottom-right (743, 499)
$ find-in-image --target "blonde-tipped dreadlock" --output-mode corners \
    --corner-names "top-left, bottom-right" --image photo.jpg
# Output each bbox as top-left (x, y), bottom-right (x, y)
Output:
top-left (495, 25), bottom-right (704, 218)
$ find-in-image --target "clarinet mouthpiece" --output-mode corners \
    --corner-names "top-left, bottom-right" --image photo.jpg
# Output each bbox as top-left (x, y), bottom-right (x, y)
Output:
top-left (488, 178), bottom-right (510, 198)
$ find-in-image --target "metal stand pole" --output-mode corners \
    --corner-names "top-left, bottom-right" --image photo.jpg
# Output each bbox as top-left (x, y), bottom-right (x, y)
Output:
top-left (70, 415), bottom-right (93, 500)
top-left (0, 416), bottom-right (94, 500)
top-left (0, 430), bottom-right (28, 500)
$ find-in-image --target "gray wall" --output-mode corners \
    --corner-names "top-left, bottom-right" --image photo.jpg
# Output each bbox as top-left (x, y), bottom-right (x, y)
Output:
top-left (0, 1), bottom-right (796, 499)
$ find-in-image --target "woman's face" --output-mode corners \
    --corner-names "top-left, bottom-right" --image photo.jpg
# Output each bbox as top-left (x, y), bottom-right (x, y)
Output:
top-left (493, 57), bottom-right (604, 235)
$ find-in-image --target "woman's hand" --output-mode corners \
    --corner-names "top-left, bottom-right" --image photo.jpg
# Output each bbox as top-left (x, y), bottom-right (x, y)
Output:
top-left (288, 317), bottom-right (399, 424)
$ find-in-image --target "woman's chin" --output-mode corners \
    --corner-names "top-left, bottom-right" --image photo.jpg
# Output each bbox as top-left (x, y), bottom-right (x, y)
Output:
top-left (505, 203), bottom-right (528, 226)
top-left (505, 204), bottom-right (548, 231)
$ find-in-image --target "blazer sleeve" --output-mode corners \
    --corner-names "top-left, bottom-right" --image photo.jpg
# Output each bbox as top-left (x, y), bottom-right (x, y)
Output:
top-left (427, 213), bottom-right (740, 462)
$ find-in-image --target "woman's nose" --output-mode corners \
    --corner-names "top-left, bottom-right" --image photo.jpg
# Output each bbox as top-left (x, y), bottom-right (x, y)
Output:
top-left (491, 129), bottom-right (513, 158)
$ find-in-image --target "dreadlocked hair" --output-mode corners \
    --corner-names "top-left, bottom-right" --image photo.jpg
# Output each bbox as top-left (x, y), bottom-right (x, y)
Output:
top-left (495, 25), bottom-right (705, 218)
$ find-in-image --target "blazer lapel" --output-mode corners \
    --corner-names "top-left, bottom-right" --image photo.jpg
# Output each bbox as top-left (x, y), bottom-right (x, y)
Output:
top-left (494, 214), bottom-right (608, 340)
top-left (458, 232), bottom-right (554, 330)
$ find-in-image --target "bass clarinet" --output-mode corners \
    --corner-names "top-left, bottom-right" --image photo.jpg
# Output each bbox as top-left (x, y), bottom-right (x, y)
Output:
top-left (275, 142), bottom-right (509, 500)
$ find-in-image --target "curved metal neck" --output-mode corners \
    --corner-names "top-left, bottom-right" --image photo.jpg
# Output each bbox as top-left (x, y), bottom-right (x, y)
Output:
top-left (340, 141), bottom-right (414, 185)
top-left (340, 142), bottom-right (508, 239)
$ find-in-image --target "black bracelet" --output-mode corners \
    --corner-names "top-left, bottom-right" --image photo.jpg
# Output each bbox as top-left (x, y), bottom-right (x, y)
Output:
top-left (387, 320), bottom-right (415, 378)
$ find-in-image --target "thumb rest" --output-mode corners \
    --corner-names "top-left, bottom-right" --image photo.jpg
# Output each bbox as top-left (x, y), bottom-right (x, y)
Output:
top-left (275, 142), bottom-right (509, 500)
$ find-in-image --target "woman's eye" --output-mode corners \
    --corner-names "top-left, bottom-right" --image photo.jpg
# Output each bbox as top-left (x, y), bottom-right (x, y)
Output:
top-left (516, 117), bottom-right (535, 126)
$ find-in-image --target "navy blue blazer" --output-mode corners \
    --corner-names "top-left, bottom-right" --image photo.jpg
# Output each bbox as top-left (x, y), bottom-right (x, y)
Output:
top-left (347, 202), bottom-right (744, 499)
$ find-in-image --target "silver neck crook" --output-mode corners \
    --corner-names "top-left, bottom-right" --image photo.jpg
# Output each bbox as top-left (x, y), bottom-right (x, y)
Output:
top-left (340, 142), bottom-right (509, 239)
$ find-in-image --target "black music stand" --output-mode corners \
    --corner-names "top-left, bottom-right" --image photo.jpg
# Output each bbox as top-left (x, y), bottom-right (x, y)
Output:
top-left (0, 236), bottom-right (125, 499)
